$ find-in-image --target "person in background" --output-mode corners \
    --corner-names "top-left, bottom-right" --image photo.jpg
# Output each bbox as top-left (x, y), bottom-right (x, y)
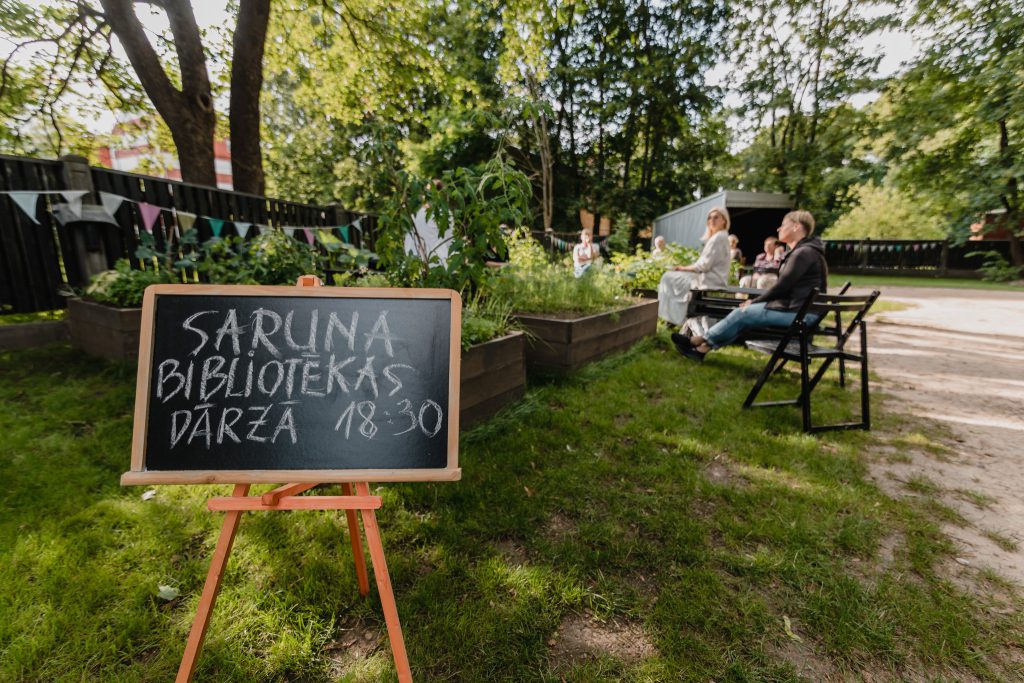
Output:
top-left (573, 229), bottom-right (600, 278)
top-left (729, 234), bottom-right (744, 265)
top-left (672, 210), bottom-right (827, 361)
top-left (739, 236), bottom-right (781, 289)
top-left (657, 207), bottom-right (732, 326)
top-left (652, 235), bottom-right (667, 257)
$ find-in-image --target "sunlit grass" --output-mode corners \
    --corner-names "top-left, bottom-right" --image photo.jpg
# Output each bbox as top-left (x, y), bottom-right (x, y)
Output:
top-left (1, 341), bottom-right (1021, 681)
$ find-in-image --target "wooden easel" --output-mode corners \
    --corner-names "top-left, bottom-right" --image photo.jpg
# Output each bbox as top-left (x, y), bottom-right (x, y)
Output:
top-left (175, 275), bottom-right (412, 683)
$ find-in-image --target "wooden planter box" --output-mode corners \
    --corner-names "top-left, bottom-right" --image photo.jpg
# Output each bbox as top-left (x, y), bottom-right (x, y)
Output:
top-left (460, 331), bottom-right (527, 428)
top-left (67, 297), bottom-right (142, 364)
top-left (514, 299), bottom-right (658, 376)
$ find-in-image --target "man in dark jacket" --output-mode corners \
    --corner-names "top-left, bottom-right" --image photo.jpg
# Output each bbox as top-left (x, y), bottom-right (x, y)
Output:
top-left (674, 210), bottom-right (828, 361)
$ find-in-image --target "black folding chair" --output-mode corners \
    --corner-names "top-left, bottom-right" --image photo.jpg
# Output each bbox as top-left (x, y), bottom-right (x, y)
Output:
top-left (687, 282), bottom-right (854, 386)
top-left (742, 289), bottom-right (881, 433)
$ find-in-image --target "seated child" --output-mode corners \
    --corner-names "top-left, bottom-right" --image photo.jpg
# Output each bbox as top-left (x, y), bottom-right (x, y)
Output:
top-left (739, 237), bottom-right (783, 288)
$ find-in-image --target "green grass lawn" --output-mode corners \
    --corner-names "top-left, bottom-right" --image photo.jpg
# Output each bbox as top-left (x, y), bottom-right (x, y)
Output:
top-left (1, 340), bottom-right (1021, 681)
top-left (839, 274), bottom-right (1024, 292)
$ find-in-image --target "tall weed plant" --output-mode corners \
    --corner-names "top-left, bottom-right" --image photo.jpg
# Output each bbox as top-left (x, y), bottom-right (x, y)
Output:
top-left (490, 229), bottom-right (634, 315)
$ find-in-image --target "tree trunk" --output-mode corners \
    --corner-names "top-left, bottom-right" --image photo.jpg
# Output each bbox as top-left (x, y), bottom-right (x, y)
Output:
top-left (100, 0), bottom-right (217, 187)
top-left (998, 119), bottom-right (1023, 267)
top-left (229, 0), bottom-right (271, 195)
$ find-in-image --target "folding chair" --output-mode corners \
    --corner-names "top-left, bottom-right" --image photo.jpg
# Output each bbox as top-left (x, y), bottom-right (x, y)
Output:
top-left (742, 289), bottom-right (880, 433)
top-left (687, 282), bottom-right (854, 387)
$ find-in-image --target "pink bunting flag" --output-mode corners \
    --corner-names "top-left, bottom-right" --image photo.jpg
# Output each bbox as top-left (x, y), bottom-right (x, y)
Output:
top-left (138, 202), bottom-right (162, 234)
top-left (303, 228), bottom-right (316, 245)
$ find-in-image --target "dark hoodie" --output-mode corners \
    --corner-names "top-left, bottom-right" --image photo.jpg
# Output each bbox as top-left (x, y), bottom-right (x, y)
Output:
top-left (750, 236), bottom-right (828, 311)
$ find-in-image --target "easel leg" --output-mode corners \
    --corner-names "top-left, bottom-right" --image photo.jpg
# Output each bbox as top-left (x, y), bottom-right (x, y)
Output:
top-left (342, 482), bottom-right (370, 596)
top-left (355, 482), bottom-right (412, 683)
top-left (176, 484), bottom-right (250, 683)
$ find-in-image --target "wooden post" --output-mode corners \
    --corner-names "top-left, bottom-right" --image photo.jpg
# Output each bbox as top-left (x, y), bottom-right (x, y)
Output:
top-left (176, 483), bottom-right (250, 683)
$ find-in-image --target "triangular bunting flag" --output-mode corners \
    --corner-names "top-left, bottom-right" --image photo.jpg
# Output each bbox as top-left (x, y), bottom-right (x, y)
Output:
top-left (234, 221), bottom-right (252, 239)
top-left (303, 228), bottom-right (315, 245)
top-left (254, 224), bottom-right (267, 235)
top-left (340, 225), bottom-right (350, 243)
top-left (138, 202), bottom-right (162, 234)
top-left (60, 190), bottom-right (88, 219)
top-left (318, 230), bottom-right (341, 247)
top-left (207, 218), bottom-right (225, 237)
top-left (176, 211), bottom-right (197, 235)
top-left (283, 227), bottom-right (299, 237)
top-left (8, 192), bottom-right (40, 224)
top-left (99, 191), bottom-right (126, 217)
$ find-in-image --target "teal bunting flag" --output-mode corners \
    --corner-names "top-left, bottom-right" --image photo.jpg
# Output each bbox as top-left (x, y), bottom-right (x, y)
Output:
top-left (340, 225), bottom-right (350, 243)
top-left (8, 192), bottom-right (41, 225)
top-left (207, 218), bottom-right (225, 237)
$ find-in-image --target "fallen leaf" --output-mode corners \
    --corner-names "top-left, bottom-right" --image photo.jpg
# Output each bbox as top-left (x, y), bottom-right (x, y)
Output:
top-left (157, 585), bottom-right (179, 601)
top-left (954, 557), bottom-right (971, 566)
top-left (142, 489), bottom-right (157, 501)
top-left (782, 615), bottom-right (803, 643)
top-left (565, 445), bottom-right (573, 452)
top-left (524, 486), bottom-right (533, 497)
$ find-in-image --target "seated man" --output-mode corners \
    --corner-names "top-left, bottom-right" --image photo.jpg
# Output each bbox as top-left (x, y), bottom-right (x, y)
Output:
top-left (672, 210), bottom-right (827, 362)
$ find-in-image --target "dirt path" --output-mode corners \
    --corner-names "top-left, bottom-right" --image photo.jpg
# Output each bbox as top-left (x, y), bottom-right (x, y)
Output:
top-left (864, 286), bottom-right (1024, 585)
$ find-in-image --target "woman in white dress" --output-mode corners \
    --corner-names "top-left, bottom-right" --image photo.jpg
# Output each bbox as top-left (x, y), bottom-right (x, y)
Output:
top-left (657, 207), bottom-right (732, 326)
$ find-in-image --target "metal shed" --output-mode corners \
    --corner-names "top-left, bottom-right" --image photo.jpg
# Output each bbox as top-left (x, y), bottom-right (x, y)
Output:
top-left (653, 190), bottom-right (794, 261)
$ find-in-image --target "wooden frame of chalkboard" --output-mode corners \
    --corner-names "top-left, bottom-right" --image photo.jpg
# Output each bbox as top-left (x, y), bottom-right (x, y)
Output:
top-left (121, 284), bottom-right (461, 485)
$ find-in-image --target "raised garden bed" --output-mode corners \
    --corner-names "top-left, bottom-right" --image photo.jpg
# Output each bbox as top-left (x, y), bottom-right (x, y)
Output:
top-left (513, 299), bottom-right (658, 376)
top-left (67, 298), bottom-right (142, 364)
top-left (460, 331), bottom-right (527, 428)
top-left (0, 321), bottom-right (69, 351)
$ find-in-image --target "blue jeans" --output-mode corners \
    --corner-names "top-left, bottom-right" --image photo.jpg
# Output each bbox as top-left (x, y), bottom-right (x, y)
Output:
top-left (703, 302), bottom-right (818, 349)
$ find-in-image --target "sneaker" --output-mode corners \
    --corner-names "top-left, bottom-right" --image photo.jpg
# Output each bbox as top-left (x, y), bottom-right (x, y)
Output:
top-left (670, 331), bottom-right (692, 354)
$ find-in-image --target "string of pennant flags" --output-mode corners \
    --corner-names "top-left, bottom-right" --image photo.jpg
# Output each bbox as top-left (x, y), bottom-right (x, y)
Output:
top-left (824, 240), bottom-right (945, 253)
top-left (0, 189), bottom-right (364, 246)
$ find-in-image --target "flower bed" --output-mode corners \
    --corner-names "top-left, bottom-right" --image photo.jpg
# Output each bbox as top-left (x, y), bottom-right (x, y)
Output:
top-left (67, 297), bottom-right (143, 364)
top-left (460, 331), bottom-right (527, 427)
top-left (514, 299), bottom-right (658, 376)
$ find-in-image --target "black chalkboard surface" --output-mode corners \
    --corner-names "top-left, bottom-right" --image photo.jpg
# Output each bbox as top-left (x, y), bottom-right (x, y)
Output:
top-left (122, 284), bottom-right (461, 485)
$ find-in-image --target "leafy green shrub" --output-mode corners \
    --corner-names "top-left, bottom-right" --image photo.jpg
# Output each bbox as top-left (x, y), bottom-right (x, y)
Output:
top-left (196, 231), bottom-right (323, 285)
top-left (487, 231), bottom-right (634, 315)
top-left (376, 152), bottom-right (532, 293)
top-left (84, 260), bottom-right (174, 308)
top-left (966, 250), bottom-right (1023, 282)
top-left (609, 243), bottom-right (699, 290)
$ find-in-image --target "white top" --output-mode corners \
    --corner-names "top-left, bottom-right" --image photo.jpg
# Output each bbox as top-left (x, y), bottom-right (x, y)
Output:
top-left (403, 206), bottom-right (451, 265)
top-left (573, 242), bottom-right (599, 266)
top-left (690, 230), bottom-right (731, 288)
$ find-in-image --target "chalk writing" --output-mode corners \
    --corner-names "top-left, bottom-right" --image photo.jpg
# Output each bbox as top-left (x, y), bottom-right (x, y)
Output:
top-left (144, 294), bottom-right (451, 472)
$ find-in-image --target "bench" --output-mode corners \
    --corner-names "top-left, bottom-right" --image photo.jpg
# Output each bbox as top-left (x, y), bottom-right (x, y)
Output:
top-left (742, 289), bottom-right (880, 433)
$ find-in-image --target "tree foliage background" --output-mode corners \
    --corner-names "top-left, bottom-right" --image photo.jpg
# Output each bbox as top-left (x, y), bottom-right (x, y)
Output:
top-left (1, 0), bottom-right (1022, 260)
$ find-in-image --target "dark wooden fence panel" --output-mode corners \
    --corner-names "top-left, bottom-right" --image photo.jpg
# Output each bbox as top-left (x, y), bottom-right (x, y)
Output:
top-left (0, 155), bottom-right (69, 313)
top-left (1, 154), bottom-right (374, 316)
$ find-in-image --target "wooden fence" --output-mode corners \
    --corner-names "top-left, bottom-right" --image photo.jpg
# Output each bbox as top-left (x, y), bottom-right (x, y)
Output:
top-left (0, 154), bottom-right (377, 315)
top-left (823, 239), bottom-right (1013, 277)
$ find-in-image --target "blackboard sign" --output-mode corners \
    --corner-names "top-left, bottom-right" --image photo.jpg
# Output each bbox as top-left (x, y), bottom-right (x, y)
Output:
top-left (121, 284), bottom-right (461, 485)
